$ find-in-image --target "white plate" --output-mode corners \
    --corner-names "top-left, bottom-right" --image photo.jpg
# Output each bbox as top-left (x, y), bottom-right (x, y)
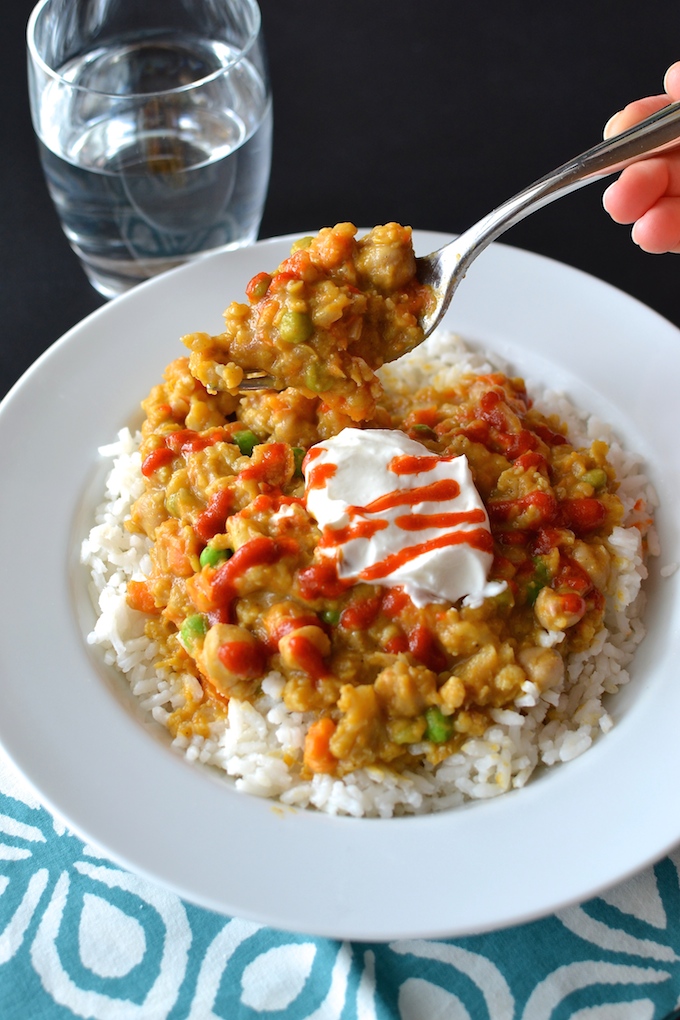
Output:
top-left (1, 231), bottom-right (679, 941)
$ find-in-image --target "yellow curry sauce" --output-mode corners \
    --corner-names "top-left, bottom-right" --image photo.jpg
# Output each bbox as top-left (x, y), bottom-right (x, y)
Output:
top-left (125, 223), bottom-right (624, 779)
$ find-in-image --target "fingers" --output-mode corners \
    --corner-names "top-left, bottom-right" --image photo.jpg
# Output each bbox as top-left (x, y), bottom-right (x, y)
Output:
top-left (602, 159), bottom-right (669, 223)
top-left (602, 62), bottom-right (680, 253)
top-left (603, 95), bottom-right (669, 138)
top-left (631, 197), bottom-right (680, 253)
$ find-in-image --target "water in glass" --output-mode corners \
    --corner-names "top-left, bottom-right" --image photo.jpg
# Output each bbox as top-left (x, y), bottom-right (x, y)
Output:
top-left (35, 35), bottom-right (272, 296)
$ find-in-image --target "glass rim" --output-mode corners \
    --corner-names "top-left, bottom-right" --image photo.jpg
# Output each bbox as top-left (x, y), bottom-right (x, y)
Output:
top-left (26, 0), bottom-right (263, 98)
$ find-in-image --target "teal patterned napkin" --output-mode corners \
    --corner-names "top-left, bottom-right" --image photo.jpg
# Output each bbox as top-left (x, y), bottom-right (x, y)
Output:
top-left (1, 746), bottom-right (679, 1019)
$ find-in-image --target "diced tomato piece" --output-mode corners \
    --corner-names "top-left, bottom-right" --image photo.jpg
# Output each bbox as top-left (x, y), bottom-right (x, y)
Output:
top-left (559, 497), bottom-right (607, 534)
top-left (408, 624), bottom-right (447, 672)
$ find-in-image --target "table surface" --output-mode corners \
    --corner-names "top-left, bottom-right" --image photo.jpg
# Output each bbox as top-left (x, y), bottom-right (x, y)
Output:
top-left (2, 2), bottom-right (680, 1017)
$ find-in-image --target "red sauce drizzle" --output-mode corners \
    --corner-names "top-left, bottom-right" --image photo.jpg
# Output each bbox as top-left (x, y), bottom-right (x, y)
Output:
top-left (296, 561), bottom-right (352, 601)
top-left (389, 454), bottom-right (455, 475)
top-left (218, 639), bottom-right (266, 678)
top-left (210, 536), bottom-right (296, 605)
top-left (141, 447), bottom-right (175, 476)
top-left (381, 588), bottom-right (412, 617)
top-left (307, 462), bottom-right (337, 490)
top-left (302, 446), bottom-right (324, 474)
top-left (240, 443), bottom-right (289, 484)
top-left (166, 428), bottom-right (229, 454)
top-left (339, 595), bottom-right (382, 631)
top-left (359, 528), bottom-right (493, 582)
top-left (194, 487), bottom-right (233, 542)
top-left (395, 509), bottom-right (487, 531)
top-left (318, 518), bottom-right (388, 549)
top-left (305, 450), bottom-right (491, 584)
top-left (358, 478), bottom-right (460, 515)
top-left (266, 614), bottom-right (320, 653)
top-left (285, 633), bottom-right (328, 680)
top-left (384, 634), bottom-right (409, 655)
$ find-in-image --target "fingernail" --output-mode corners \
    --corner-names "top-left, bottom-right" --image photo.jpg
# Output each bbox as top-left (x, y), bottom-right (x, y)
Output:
top-left (663, 60), bottom-right (680, 94)
top-left (603, 112), bottom-right (622, 139)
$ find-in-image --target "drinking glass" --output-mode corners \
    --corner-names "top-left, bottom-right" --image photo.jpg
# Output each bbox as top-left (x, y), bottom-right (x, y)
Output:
top-left (27, 0), bottom-right (272, 298)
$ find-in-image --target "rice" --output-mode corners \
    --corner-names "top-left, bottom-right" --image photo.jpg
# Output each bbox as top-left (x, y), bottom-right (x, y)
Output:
top-left (80, 334), bottom-right (658, 817)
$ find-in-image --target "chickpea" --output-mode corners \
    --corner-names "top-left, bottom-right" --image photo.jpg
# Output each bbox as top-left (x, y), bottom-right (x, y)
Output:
top-left (197, 623), bottom-right (266, 700)
top-left (572, 540), bottom-right (611, 591)
top-left (534, 588), bottom-right (586, 631)
top-left (278, 625), bottom-right (331, 679)
top-left (517, 646), bottom-right (565, 692)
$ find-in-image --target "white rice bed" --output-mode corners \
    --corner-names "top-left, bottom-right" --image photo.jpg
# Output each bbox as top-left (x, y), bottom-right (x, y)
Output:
top-left (80, 334), bottom-right (657, 818)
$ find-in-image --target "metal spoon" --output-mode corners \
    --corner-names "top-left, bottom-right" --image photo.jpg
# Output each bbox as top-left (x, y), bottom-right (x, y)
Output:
top-left (417, 99), bottom-right (680, 339)
top-left (239, 100), bottom-right (680, 391)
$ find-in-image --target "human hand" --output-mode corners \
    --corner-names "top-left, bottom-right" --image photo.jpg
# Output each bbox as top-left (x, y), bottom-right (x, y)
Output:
top-left (602, 61), bottom-right (680, 253)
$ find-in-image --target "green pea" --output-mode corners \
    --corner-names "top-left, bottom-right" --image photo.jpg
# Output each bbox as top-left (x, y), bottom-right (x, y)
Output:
top-left (249, 273), bottom-right (271, 300)
top-left (279, 310), bottom-right (314, 344)
top-left (525, 558), bottom-right (551, 606)
top-left (425, 706), bottom-right (454, 744)
top-left (390, 717), bottom-right (427, 745)
top-left (292, 447), bottom-right (305, 477)
top-left (581, 468), bottom-right (608, 490)
top-left (180, 614), bottom-right (208, 651)
top-left (290, 236), bottom-right (313, 252)
top-left (304, 362), bottom-right (328, 393)
top-left (199, 545), bottom-right (232, 568)
top-left (320, 608), bottom-right (341, 626)
top-left (234, 429), bottom-right (259, 456)
top-left (165, 486), bottom-right (193, 519)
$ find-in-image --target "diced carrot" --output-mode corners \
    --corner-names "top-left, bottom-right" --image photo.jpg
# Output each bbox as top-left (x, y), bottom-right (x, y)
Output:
top-left (126, 580), bottom-right (159, 614)
top-left (303, 717), bottom-right (338, 775)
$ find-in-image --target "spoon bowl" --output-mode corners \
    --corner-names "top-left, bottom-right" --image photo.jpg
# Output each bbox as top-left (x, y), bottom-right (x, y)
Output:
top-left (238, 100), bottom-right (680, 392)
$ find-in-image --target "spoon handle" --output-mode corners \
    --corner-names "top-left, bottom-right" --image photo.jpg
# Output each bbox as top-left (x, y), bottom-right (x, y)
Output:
top-left (467, 99), bottom-right (680, 251)
top-left (424, 100), bottom-right (680, 330)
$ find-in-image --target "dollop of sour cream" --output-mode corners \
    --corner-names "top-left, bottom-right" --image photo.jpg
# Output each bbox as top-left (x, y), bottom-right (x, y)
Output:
top-left (303, 428), bottom-right (505, 607)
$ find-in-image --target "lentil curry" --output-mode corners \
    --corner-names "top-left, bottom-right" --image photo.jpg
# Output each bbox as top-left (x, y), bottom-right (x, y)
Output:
top-left (126, 223), bottom-right (625, 780)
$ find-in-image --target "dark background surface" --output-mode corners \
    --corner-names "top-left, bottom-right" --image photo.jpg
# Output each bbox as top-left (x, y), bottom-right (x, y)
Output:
top-left (2, 0), bottom-right (679, 401)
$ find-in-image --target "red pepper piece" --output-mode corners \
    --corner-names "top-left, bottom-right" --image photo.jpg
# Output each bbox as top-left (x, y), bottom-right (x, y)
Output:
top-left (559, 498), bottom-right (607, 534)
top-left (408, 624), bottom-right (447, 672)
